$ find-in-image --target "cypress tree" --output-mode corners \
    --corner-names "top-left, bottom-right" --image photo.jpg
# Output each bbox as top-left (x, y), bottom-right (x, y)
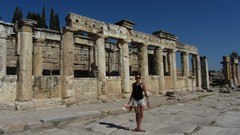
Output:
top-left (12, 6), bottom-right (22, 23)
top-left (49, 8), bottom-right (60, 31)
top-left (40, 5), bottom-right (48, 29)
top-left (49, 8), bottom-right (55, 30)
top-left (54, 13), bottom-right (60, 31)
top-left (19, 9), bottom-right (23, 20)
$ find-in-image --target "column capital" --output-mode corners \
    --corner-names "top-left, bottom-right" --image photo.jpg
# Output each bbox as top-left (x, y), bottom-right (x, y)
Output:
top-left (117, 39), bottom-right (128, 45)
top-left (156, 46), bottom-right (165, 50)
top-left (90, 34), bottom-right (106, 41)
top-left (168, 49), bottom-right (177, 53)
top-left (182, 51), bottom-right (189, 55)
top-left (16, 18), bottom-right (37, 32)
top-left (62, 26), bottom-right (74, 34)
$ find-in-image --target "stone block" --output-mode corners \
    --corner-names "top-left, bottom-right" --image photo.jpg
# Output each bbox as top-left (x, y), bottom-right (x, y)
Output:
top-left (15, 101), bottom-right (34, 110)
top-left (0, 121), bottom-right (27, 133)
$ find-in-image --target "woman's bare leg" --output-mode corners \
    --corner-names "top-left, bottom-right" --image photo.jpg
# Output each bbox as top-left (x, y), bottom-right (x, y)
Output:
top-left (133, 107), bottom-right (139, 131)
top-left (138, 106), bottom-right (145, 131)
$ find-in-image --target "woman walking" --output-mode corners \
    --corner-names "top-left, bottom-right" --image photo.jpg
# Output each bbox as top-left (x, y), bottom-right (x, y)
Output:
top-left (128, 73), bottom-right (150, 132)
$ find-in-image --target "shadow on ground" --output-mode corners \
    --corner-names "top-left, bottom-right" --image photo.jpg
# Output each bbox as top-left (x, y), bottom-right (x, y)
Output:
top-left (99, 122), bottom-right (130, 131)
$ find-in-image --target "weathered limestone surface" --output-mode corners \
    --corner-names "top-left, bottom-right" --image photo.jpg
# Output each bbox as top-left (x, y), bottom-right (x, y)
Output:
top-left (61, 27), bottom-right (74, 100)
top-left (200, 56), bottom-right (209, 89)
top-left (33, 76), bottom-right (61, 99)
top-left (33, 39), bottom-right (44, 76)
top-left (120, 41), bottom-right (130, 94)
top-left (182, 52), bottom-right (189, 89)
top-left (0, 76), bottom-right (17, 103)
top-left (96, 36), bottom-right (106, 96)
top-left (155, 47), bottom-right (165, 93)
top-left (17, 19), bottom-right (36, 101)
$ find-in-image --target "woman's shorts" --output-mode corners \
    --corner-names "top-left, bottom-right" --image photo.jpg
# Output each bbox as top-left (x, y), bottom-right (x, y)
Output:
top-left (132, 98), bottom-right (145, 107)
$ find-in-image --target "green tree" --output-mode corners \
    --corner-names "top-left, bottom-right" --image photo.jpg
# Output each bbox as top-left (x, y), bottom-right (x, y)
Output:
top-left (54, 13), bottom-right (60, 31)
top-left (49, 8), bottom-right (60, 31)
top-left (39, 5), bottom-right (48, 29)
top-left (230, 51), bottom-right (239, 63)
top-left (12, 6), bottom-right (23, 23)
top-left (49, 8), bottom-right (55, 30)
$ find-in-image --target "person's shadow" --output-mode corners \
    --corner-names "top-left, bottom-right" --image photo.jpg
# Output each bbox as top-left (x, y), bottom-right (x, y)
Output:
top-left (99, 122), bottom-right (130, 131)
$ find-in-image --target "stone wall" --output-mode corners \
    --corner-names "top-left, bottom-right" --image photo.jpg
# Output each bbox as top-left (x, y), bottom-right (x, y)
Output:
top-left (73, 78), bottom-right (97, 101)
top-left (33, 76), bottom-right (61, 99)
top-left (0, 76), bottom-right (17, 103)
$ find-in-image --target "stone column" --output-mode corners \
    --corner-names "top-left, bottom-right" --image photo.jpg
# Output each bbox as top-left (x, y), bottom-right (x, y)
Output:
top-left (194, 55), bottom-right (202, 89)
top-left (139, 44), bottom-right (148, 76)
top-left (155, 47), bottom-right (165, 92)
top-left (17, 19), bottom-right (36, 101)
top-left (119, 40), bottom-right (130, 94)
top-left (108, 50), bottom-right (115, 75)
top-left (167, 52), bottom-right (171, 75)
top-left (61, 27), bottom-right (75, 101)
top-left (95, 36), bottom-right (106, 96)
top-left (170, 49), bottom-right (177, 89)
top-left (232, 58), bottom-right (238, 86)
top-left (236, 64), bottom-right (240, 84)
top-left (0, 33), bottom-right (7, 78)
top-left (200, 56), bottom-right (209, 89)
top-left (221, 56), bottom-right (233, 87)
top-left (33, 39), bottom-right (44, 76)
top-left (89, 46), bottom-right (96, 77)
top-left (163, 55), bottom-right (168, 75)
top-left (182, 52), bottom-right (189, 89)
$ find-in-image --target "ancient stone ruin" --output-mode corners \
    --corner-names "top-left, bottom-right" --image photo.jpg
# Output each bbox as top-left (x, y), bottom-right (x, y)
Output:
top-left (0, 13), bottom-right (209, 110)
top-left (221, 56), bottom-right (240, 88)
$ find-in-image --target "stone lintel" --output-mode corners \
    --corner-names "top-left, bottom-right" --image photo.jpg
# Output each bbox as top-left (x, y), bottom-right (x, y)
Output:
top-left (152, 30), bottom-right (177, 41)
top-left (115, 19), bottom-right (135, 30)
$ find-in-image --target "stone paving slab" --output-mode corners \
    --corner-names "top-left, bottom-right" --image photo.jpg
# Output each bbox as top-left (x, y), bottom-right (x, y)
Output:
top-left (157, 123), bottom-right (198, 134)
top-left (215, 111), bottom-right (240, 128)
top-left (0, 91), bottom-right (211, 133)
top-left (192, 126), bottom-right (240, 135)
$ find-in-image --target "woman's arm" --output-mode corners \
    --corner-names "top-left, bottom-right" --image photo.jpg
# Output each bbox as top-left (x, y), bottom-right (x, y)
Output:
top-left (142, 83), bottom-right (150, 107)
top-left (128, 83), bottom-right (134, 104)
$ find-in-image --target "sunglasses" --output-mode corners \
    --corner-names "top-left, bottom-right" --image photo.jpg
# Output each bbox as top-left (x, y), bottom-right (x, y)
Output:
top-left (135, 77), bottom-right (141, 79)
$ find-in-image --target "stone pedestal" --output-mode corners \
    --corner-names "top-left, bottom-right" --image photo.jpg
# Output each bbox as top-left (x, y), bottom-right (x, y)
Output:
top-left (17, 19), bottom-right (36, 101)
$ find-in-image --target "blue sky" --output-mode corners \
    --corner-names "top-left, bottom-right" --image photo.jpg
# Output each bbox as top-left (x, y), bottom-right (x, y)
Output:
top-left (1, 0), bottom-right (240, 71)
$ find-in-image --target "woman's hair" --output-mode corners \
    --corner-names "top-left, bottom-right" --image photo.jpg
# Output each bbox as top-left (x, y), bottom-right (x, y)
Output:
top-left (135, 73), bottom-right (141, 79)
top-left (135, 73), bottom-right (141, 77)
